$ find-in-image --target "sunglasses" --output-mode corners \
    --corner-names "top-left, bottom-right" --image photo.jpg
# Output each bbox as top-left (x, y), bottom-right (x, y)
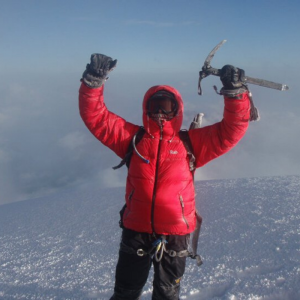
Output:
top-left (147, 97), bottom-right (178, 115)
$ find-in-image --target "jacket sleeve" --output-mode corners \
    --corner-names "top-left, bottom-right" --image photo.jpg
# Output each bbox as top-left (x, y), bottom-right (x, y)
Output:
top-left (79, 82), bottom-right (139, 158)
top-left (189, 92), bottom-right (251, 168)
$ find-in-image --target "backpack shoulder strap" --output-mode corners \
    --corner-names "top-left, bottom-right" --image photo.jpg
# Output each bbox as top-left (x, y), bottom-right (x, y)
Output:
top-left (179, 130), bottom-right (196, 172)
top-left (179, 129), bottom-right (203, 266)
top-left (112, 126), bottom-right (145, 170)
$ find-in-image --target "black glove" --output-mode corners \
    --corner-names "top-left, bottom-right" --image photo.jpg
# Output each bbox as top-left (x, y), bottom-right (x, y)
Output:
top-left (82, 54), bottom-right (117, 88)
top-left (219, 65), bottom-right (247, 97)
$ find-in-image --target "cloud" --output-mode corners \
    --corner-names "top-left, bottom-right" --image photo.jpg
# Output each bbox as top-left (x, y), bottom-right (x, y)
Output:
top-left (126, 19), bottom-right (174, 27)
top-left (125, 20), bottom-right (199, 27)
top-left (1, 69), bottom-right (299, 206)
top-left (96, 168), bottom-right (126, 188)
top-left (0, 82), bottom-right (45, 131)
top-left (0, 148), bottom-right (10, 163)
top-left (59, 131), bottom-right (89, 152)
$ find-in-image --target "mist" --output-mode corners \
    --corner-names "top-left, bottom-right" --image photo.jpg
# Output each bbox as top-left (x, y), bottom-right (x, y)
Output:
top-left (0, 67), bottom-right (298, 205)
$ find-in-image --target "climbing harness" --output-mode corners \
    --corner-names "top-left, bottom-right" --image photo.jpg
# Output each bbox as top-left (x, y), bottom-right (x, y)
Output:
top-left (120, 235), bottom-right (202, 265)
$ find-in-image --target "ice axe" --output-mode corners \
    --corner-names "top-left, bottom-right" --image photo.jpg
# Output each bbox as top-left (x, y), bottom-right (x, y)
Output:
top-left (198, 40), bottom-right (289, 95)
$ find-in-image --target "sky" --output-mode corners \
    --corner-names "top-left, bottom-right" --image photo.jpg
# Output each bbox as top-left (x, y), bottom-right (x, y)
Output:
top-left (1, 0), bottom-right (300, 204)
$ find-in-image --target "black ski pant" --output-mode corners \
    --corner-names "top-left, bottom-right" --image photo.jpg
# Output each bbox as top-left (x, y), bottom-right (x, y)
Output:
top-left (110, 228), bottom-right (189, 300)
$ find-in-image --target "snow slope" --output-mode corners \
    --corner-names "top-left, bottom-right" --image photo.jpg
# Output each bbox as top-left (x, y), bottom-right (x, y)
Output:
top-left (0, 175), bottom-right (299, 300)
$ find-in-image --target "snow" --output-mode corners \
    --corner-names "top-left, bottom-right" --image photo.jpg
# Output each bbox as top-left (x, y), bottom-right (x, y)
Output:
top-left (0, 175), bottom-right (299, 299)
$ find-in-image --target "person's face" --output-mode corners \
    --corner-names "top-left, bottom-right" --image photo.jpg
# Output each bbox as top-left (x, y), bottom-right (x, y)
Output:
top-left (147, 97), bottom-right (177, 119)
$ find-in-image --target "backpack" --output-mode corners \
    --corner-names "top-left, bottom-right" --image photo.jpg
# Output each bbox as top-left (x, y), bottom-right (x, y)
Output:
top-left (113, 114), bottom-right (204, 266)
top-left (112, 127), bottom-right (196, 171)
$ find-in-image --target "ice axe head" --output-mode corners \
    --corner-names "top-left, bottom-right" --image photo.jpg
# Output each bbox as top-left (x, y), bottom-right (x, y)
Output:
top-left (198, 40), bottom-right (227, 95)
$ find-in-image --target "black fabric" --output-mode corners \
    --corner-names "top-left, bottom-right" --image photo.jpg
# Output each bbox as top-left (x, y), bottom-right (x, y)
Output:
top-left (178, 130), bottom-right (196, 172)
top-left (82, 53), bottom-right (117, 88)
top-left (219, 65), bottom-right (248, 98)
top-left (110, 228), bottom-right (189, 300)
top-left (88, 53), bottom-right (117, 77)
top-left (220, 64), bottom-right (245, 89)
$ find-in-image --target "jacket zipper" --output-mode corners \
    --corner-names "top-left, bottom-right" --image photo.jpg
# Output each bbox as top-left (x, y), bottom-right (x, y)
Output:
top-left (179, 195), bottom-right (190, 229)
top-left (151, 125), bottom-right (163, 234)
top-left (124, 189), bottom-right (134, 221)
top-left (128, 189), bottom-right (134, 201)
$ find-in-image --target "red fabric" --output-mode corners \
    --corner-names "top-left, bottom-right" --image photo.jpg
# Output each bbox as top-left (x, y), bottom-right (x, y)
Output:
top-left (79, 83), bottom-right (250, 235)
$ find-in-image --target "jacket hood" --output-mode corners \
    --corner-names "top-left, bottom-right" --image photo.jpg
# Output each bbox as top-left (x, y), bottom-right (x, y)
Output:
top-left (142, 85), bottom-right (184, 138)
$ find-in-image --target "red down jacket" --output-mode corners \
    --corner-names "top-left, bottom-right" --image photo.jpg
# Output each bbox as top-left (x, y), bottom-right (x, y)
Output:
top-left (79, 83), bottom-right (250, 235)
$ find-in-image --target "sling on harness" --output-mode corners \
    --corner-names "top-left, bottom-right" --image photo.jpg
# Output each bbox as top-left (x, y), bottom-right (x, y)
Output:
top-left (119, 234), bottom-right (194, 266)
top-left (113, 114), bottom-right (204, 266)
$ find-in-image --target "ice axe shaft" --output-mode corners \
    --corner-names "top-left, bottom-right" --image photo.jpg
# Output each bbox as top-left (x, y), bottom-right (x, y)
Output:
top-left (198, 40), bottom-right (289, 95)
top-left (242, 76), bottom-right (288, 91)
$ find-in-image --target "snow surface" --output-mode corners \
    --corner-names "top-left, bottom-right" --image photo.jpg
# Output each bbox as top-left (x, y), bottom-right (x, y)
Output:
top-left (0, 175), bottom-right (300, 300)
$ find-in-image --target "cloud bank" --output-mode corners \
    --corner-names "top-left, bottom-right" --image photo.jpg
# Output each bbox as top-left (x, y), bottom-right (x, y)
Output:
top-left (0, 71), bottom-right (298, 205)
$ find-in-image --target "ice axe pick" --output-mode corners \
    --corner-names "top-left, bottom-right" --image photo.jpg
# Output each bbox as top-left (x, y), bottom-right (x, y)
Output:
top-left (198, 40), bottom-right (289, 95)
